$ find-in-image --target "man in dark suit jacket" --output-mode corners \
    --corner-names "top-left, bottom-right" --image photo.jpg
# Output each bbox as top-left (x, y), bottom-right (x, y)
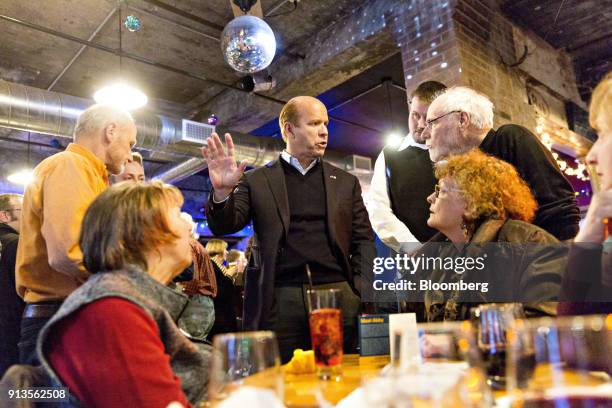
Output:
top-left (203, 96), bottom-right (376, 362)
top-left (0, 193), bottom-right (25, 375)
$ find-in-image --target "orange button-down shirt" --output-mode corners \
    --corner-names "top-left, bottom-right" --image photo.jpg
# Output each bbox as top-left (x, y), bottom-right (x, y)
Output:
top-left (16, 143), bottom-right (109, 303)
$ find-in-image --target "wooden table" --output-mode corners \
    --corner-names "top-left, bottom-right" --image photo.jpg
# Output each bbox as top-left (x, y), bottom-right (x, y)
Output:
top-left (246, 355), bottom-right (389, 407)
top-left (239, 356), bottom-right (611, 408)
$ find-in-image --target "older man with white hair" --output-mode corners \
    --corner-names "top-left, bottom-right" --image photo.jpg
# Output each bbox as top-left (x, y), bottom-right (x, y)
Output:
top-left (423, 86), bottom-right (580, 241)
top-left (15, 104), bottom-right (137, 365)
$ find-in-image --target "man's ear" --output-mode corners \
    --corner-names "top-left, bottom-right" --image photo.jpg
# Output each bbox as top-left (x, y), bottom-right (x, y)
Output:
top-left (103, 123), bottom-right (117, 144)
top-left (459, 112), bottom-right (470, 129)
top-left (284, 122), bottom-right (294, 140)
top-left (0, 211), bottom-right (9, 223)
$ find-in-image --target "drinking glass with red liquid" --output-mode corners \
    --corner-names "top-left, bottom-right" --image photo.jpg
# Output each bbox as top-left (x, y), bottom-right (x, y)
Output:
top-left (307, 288), bottom-right (343, 380)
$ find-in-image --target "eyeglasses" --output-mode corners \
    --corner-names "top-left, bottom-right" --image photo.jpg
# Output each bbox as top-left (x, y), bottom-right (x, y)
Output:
top-left (425, 110), bottom-right (462, 130)
top-left (433, 183), bottom-right (463, 198)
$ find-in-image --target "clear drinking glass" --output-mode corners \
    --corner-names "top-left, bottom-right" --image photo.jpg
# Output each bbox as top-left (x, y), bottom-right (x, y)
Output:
top-left (471, 303), bottom-right (525, 390)
top-left (306, 288), bottom-right (343, 380)
top-left (207, 331), bottom-right (283, 403)
top-left (506, 314), bottom-right (612, 407)
top-left (363, 322), bottom-right (492, 408)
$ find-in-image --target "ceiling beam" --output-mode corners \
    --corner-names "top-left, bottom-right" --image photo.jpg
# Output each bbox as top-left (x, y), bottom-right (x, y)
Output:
top-left (47, 7), bottom-right (118, 91)
top-left (0, 14), bottom-right (243, 93)
top-left (140, 0), bottom-right (225, 32)
top-left (192, 0), bottom-right (400, 133)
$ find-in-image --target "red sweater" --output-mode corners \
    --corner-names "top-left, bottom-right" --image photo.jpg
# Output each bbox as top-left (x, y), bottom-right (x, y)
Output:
top-left (47, 297), bottom-right (192, 408)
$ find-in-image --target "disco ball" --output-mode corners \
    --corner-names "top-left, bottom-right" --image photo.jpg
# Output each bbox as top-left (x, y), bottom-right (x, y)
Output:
top-left (221, 15), bottom-right (276, 74)
top-left (124, 15), bottom-right (142, 32)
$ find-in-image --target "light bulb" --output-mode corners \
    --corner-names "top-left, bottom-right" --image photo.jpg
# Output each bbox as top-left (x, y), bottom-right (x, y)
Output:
top-left (94, 82), bottom-right (148, 110)
top-left (7, 169), bottom-right (34, 185)
top-left (385, 132), bottom-right (403, 147)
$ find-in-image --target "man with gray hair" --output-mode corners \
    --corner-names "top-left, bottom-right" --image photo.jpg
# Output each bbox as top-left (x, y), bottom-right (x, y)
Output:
top-left (423, 86), bottom-right (580, 240)
top-left (15, 104), bottom-right (137, 365)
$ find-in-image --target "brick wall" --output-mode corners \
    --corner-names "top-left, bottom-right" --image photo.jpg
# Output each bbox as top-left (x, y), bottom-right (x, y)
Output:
top-left (387, 0), bottom-right (462, 97)
top-left (389, 0), bottom-right (589, 148)
top-left (453, 0), bottom-right (537, 130)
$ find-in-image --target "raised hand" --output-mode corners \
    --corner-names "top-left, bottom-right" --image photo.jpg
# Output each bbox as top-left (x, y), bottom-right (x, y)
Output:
top-left (201, 132), bottom-right (248, 201)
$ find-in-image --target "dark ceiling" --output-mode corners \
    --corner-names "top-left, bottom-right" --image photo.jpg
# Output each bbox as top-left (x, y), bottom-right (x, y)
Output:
top-left (0, 0), bottom-right (406, 162)
top-left (0, 0), bottom-right (372, 114)
top-left (252, 52), bottom-right (408, 158)
top-left (501, 0), bottom-right (612, 102)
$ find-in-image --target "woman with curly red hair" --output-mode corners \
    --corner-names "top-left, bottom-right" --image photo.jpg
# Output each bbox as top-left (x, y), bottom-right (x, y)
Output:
top-left (418, 149), bottom-right (566, 321)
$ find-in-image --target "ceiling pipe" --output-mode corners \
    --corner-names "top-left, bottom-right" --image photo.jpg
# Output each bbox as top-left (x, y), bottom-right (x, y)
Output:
top-left (152, 157), bottom-right (208, 183)
top-left (0, 79), bottom-right (282, 166)
top-left (0, 80), bottom-right (367, 185)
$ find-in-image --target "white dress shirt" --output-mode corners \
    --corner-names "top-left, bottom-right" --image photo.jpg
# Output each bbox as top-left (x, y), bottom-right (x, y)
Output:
top-left (280, 150), bottom-right (319, 175)
top-left (366, 134), bottom-right (428, 252)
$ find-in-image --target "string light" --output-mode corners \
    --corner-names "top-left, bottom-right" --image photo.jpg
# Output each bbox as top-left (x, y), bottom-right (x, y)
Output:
top-left (534, 117), bottom-right (590, 182)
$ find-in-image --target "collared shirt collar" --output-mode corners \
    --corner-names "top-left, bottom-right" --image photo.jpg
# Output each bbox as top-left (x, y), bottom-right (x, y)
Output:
top-left (280, 150), bottom-right (319, 175)
top-left (66, 143), bottom-right (109, 185)
top-left (398, 133), bottom-right (428, 151)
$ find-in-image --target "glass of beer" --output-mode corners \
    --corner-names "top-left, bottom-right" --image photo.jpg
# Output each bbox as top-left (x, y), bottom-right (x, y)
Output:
top-left (307, 288), bottom-right (343, 380)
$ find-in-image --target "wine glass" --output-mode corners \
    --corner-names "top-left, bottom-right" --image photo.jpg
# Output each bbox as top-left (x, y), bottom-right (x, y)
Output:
top-left (207, 331), bottom-right (283, 404)
top-left (471, 303), bottom-right (525, 390)
top-left (506, 314), bottom-right (612, 407)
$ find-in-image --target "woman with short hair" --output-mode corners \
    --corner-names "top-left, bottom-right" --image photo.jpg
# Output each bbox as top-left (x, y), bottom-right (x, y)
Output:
top-left (37, 181), bottom-right (210, 408)
top-left (419, 149), bottom-right (566, 321)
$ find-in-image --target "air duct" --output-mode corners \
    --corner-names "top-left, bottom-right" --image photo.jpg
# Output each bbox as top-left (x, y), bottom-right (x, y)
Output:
top-left (0, 79), bottom-right (284, 167)
top-left (0, 79), bottom-right (372, 187)
top-left (153, 157), bottom-right (208, 183)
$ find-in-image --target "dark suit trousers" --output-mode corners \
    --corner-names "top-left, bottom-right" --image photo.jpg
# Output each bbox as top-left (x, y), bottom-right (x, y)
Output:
top-left (265, 281), bottom-right (360, 364)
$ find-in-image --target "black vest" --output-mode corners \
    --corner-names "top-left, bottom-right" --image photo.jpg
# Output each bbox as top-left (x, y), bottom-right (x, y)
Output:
top-left (276, 159), bottom-right (346, 284)
top-left (383, 145), bottom-right (438, 242)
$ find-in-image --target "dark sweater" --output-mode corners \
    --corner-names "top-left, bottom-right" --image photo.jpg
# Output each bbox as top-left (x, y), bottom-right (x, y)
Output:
top-left (383, 145), bottom-right (438, 242)
top-left (276, 159), bottom-right (346, 284)
top-left (558, 243), bottom-right (612, 315)
top-left (0, 223), bottom-right (24, 376)
top-left (479, 124), bottom-right (580, 241)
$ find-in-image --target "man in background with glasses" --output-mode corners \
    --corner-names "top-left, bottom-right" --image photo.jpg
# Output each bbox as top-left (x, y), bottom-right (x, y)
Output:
top-left (422, 86), bottom-right (580, 241)
top-left (0, 193), bottom-right (24, 375)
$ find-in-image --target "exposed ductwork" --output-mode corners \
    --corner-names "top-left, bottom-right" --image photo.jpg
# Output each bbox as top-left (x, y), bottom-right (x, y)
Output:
top-left (0, 79), bottom-right (284, 167)
top-left (0, 79), bottom-right (372, 187)
top-left (153, 157), bottom-right (208, 183)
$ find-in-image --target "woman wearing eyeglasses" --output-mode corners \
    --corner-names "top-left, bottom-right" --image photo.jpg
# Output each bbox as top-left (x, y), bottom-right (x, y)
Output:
top-left (417, 149), bottom-right (566, 322)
